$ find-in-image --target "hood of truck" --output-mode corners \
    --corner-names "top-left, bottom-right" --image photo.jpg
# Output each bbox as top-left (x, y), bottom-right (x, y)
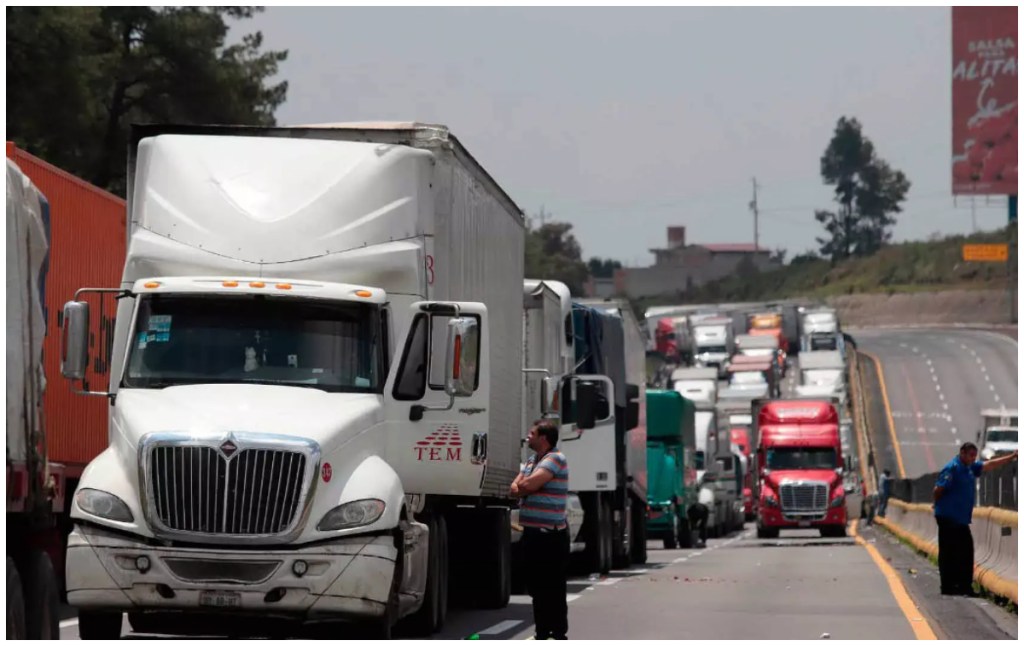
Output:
top-left (763, 469), bottom-right (839, 490)
top-left (112, 385), bottom-right (383, 454)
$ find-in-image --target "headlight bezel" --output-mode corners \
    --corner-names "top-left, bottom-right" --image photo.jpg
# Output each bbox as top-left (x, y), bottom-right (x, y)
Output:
top-left (317, 498), bottom-right (386, 532)
top-left (75, 488), bottom-right (135, 522)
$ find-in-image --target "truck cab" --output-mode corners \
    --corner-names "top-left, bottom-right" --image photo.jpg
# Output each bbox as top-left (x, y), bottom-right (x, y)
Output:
top-left (645, 390), bottom-right (698, 549)
top-left (690, 317), bottom-right (734, 379)
top-left (979, 408), bottom-right (1019, 460)
top-left (753, 399), bottom-right (847, 539)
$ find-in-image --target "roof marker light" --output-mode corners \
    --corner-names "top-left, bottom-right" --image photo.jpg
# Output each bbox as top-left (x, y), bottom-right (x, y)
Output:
top-left (144, 281), bottom-right (161, 289)
top-left (250, 281), bottom-right (266, 288)
top-left (275, 283), bottom-right (292, 290)
top-left (223, 281), bottom-right (239, 288)
top-left (355, 290), bottom-right (372, 298)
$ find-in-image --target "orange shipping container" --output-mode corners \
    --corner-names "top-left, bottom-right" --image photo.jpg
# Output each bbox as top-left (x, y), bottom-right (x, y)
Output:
top-left (6, 143), bottom-right (126, 477)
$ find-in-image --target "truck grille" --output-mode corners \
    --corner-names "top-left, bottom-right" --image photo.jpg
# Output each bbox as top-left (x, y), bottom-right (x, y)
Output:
top-left (779, 482), bottom-right (828, 513)
top-left (149, 445), bottom-right (308, 536)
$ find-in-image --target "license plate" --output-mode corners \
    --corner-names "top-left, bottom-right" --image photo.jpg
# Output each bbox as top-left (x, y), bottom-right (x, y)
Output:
top-left (199, 591), bottom-right (241, 608)
top-left (798, 521), bottom-right (811, 528)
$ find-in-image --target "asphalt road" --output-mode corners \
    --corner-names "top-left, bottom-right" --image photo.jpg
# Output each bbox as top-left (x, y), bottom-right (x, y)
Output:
top-left (59, 528), bottom-right (920, 640)
top-left (854, 328), bottom-right (1018, 479)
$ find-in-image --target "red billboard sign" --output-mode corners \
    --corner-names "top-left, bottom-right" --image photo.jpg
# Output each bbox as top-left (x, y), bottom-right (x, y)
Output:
top-left (951, 7), bottom-right (1018, 195)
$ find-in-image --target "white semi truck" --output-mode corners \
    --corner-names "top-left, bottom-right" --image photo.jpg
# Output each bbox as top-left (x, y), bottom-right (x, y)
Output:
top-left (691, 317), bottom-right (734, 379)
top-left (58, 123), bottom-right (597, 638)
top-left (573, 299), bottom-right (649, 571)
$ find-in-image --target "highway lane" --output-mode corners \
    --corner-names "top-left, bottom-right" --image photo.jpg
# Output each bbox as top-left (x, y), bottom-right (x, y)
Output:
top-left (59, 529), bottom-right (921, 640)
top-left (854, 328), bottom-right (1018, 479)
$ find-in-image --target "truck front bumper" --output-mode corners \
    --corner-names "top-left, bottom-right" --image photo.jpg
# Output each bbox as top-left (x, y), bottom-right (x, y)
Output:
top-left (758, 505), bottom-right (846, 528)
top-left (66, 523), bottom-right (397, 621)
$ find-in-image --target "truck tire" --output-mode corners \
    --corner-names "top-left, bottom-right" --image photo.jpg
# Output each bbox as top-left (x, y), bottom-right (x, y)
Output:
top-left (600, 497), bottom-right (614, 574)
top-left (677, 516), bottom-right (694, 549)
top-left (612, 496), bottom-right (633, 570)
top-left (403, 514), bottom-right (443, 635)
top-left (436, 514), bottom-right (449, 625)
top-left (756, 526), bottom-right (779, 540)
top-left (662, 513), bottom-right (678, 550)
top-left (630, 496), bottom-right (648, 564)
top-left (475, 509), bottom-right (511, 610)
top-left (7, 557), bottom-right (26, 640)
top-left (78, 610), bottom-right (123, 640)
top-left (23, 550), bottom-right (60, 639)
top-left (578, 493), bottom-right (605, 575)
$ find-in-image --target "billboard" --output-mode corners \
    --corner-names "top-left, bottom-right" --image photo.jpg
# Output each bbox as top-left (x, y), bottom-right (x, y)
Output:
top-left (951, 7), bottom-right (1018, 195)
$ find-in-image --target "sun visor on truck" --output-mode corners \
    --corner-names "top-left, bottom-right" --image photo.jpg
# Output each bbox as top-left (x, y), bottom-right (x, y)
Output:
top-left (572, 303), bottom-right (627, 408)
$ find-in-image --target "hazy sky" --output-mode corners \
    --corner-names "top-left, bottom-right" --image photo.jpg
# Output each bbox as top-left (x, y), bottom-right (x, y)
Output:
top-left (238, 7), bottom-right (1011, 265)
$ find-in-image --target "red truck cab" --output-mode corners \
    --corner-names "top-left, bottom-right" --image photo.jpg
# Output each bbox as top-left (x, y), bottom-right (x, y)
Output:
top-left (754, 400), bottom-right (846, 538)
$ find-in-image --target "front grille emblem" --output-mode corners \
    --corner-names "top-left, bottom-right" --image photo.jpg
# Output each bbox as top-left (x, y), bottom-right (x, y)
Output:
top-left (220, 440), bottom-right (238, 458)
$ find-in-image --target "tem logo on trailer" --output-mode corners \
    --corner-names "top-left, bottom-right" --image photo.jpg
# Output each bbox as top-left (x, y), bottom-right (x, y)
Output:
top-left (415, 424), bottom-right (463, 462)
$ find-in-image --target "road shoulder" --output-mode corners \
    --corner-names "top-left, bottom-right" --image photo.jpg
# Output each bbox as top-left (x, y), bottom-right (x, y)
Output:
top-left (858, 521), bottom-right (1017, 640)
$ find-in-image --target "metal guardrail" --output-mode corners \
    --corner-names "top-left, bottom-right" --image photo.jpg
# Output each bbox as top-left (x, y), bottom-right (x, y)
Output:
top-left (891, 461), bottom-right (1018, 510)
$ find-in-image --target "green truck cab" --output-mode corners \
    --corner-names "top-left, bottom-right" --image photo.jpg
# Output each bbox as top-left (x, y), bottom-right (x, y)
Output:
top-left (646, 389), bottom-right (699, 549)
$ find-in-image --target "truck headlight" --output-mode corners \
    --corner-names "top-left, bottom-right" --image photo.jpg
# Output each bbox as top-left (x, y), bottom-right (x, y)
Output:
top-left (830, 494), bottom-right (845, 508)
top-left (763, 493), bottom-right (779, 508)
top-left (317, 499), bottom-right (386, 531)
top-left (75, 488), bottom-right (134, 522)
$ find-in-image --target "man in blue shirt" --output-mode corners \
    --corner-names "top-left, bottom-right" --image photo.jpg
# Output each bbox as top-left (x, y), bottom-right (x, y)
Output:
top-left (933, 443), bottom-right (1017, 596)
top-left (877, 469), bottom-right (893, 518)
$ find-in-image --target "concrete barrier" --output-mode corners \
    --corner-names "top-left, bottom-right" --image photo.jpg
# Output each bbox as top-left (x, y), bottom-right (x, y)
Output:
top-left (876, 500), bottom-right (1017, 604)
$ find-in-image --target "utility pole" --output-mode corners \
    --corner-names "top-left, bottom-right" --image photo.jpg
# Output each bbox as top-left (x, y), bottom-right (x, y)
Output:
top-left (749, 177), bottom-right (760, 251)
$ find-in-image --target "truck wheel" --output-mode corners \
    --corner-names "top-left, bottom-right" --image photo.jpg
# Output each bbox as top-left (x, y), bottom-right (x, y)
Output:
top-left (662, 515), bottom-right (678, 550)
top-left (630, 496), bottom-right (648, 564)
top-left (677, 516), bottom-right (694, 549)
top-left (756, 526), bottom-right (779, 540)
top-left (7, 557), bottom-right (26, 640)
top-left (403, 514), bottom-right (442, 635)
top-left (436, 514), bottom-right (450, 625)
top-left (600, 497), bottom-right (614, 574)
top-left (23, 550), bottom-right (60, 639)
top-left (612, 496), bottom-right (632, 570)
top-left (78, 610), bottom-right (123, 640)
top-left (578, 493), bottom-right (604, 575)
top-left (472, 508), bottom-right (510, 610)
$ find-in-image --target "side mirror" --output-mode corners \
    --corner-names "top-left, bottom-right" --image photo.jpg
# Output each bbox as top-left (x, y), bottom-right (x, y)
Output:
top-left (61, 300), bottom-right (90, 380)
top-left (625, 383), bottom-right (640, 429)
top-left (576, 381), bottom-right (598, 430)
top-left (844, 484), bottom-right (856, 495)
top-left (540, 376), bottom-right (560, 416)
top-left (445, 317), bottom-right (478, 397)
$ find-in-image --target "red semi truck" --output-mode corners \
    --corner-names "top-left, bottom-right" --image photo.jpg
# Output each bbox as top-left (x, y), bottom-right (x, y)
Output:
top-left (753, 399), bottom-right (847, 539)
top-left (6, 143), bottom-right (125, 635)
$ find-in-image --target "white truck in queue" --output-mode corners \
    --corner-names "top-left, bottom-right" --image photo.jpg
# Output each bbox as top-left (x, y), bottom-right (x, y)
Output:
top-left (690, 316), bottom-right (735, 379)
top-left (573, 299), bottom-right (649, 572)
top-left (799, 307), bottom-right (841, 353)
top-left (795, 350), bottom-right (847, 407)
top-left (58, 123), bottom-right (599, 638)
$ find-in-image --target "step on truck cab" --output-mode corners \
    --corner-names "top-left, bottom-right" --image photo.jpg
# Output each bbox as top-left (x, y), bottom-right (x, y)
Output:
top-left (58, 123), bottom-right (597, 638)
top-left (753, 399), bottom-right (847, 539)
top-left (645, 390), bottom-right (698, 549)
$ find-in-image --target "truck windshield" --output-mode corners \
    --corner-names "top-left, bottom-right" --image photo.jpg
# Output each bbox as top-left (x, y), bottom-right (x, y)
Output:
top-left (123, 294), bottom-right (383, 393)
top-left (810, 336), bottom-right (837, 350)
top-left (766, 447), bottom-right (836, 470)
top-left (730, 372), bottom-right (765, 385)
top-left (698, 345), bottom-right (728, 354)
top-left (803, 369), bottom-right (842, 386)
top-left (987, 429), bottom-right (1017, 442)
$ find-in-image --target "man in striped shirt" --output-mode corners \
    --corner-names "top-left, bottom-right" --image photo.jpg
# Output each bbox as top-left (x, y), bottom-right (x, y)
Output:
top-left (511, 420), bottom-right (570, 640)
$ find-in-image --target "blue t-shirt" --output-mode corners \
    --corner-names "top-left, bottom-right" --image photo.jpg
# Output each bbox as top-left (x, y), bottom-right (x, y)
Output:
top-left (934, 456), bottom-right (983, 525)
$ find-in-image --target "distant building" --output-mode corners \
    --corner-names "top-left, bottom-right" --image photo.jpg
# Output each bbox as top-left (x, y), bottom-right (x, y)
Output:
top-left (588, 226), bottom-right (779, 299)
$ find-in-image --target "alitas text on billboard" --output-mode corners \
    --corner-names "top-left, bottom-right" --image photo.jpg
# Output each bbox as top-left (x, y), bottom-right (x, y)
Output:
top-left (951, 7), bottom-right (1018, 196)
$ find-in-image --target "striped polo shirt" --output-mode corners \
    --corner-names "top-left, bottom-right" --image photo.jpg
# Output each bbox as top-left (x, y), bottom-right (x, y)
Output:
top-left (520, 450), bottom-right (569, 530)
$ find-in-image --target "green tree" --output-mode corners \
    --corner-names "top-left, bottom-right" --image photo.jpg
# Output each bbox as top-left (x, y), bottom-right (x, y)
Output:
top-left (815, 117), bottom-right (911, 262)
top-left (7, 7), bottom-right (287, 195)
top-left (587, 257), bottom-right (623, 279)
top-left (524, 216), bottom-right (590, 296)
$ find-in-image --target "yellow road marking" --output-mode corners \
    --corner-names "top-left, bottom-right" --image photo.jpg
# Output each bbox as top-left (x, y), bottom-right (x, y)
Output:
top-left (850, 520), bottom-right (937, 640)
top-left (860, 350), bottom-right (907, 478)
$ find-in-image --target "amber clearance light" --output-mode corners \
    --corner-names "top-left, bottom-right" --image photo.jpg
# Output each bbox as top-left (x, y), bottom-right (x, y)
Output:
top-left (222, 280), bottom-right (239, 288)
top-left (249, 281), bottom-right (266, 288)
top-left (275, 283), bottom-right (292, 290)
top-left (355, 290), bottom-right (373, 298)
top-left (143, 281), bottom-right (161, 289)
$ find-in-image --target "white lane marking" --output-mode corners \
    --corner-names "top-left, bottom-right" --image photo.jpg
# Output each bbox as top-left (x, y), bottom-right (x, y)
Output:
top-left (479, 620), bottom-right (524, 635)
top-left (943, 402), bottom-right (949, 411)
top-left (932, 375), bottom-right (939, 382)
top-left (977, 358), bottom-right (983, 364)
top-left (995, 395), bottom-right (1001, 402)
top-left (939, 393), bottom-right (945, 401)
top-left (960, 344), bottom-right (967, 349)
top-left (567, 593), bottom-right (581, 603)
top-left (985, 374), bottom-right (990, 381)
top-left (951, 427), bottom-right (958, 434)
top-left (596, 578), bottom-right (620, 586)
top-left (990, 384), bottom-right (996, 391)
top-left (926, 359), bottom-right (932, 365)
top-left (59, 618), bottom-right (79, 629)
top-left (935, 385), bottom-right (941, 391)
top-left (629, 568), bottom-right (649, 574)
top-left (673, 556), bottom-right (689, 563)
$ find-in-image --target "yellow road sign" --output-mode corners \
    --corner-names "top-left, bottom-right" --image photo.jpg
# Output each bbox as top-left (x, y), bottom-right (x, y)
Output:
top-left (962, 243), bottom-right (1009, 262)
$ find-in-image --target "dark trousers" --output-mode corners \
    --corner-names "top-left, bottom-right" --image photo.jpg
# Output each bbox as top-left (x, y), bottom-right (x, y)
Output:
top-left (936, 516), bottom-right (974, 594)
top-left (522, 527), bottom-right (569, 639)
top-left (877, 494), bottom-right (889, 517)
top-left (688, 504), bottom-right (709, 545)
